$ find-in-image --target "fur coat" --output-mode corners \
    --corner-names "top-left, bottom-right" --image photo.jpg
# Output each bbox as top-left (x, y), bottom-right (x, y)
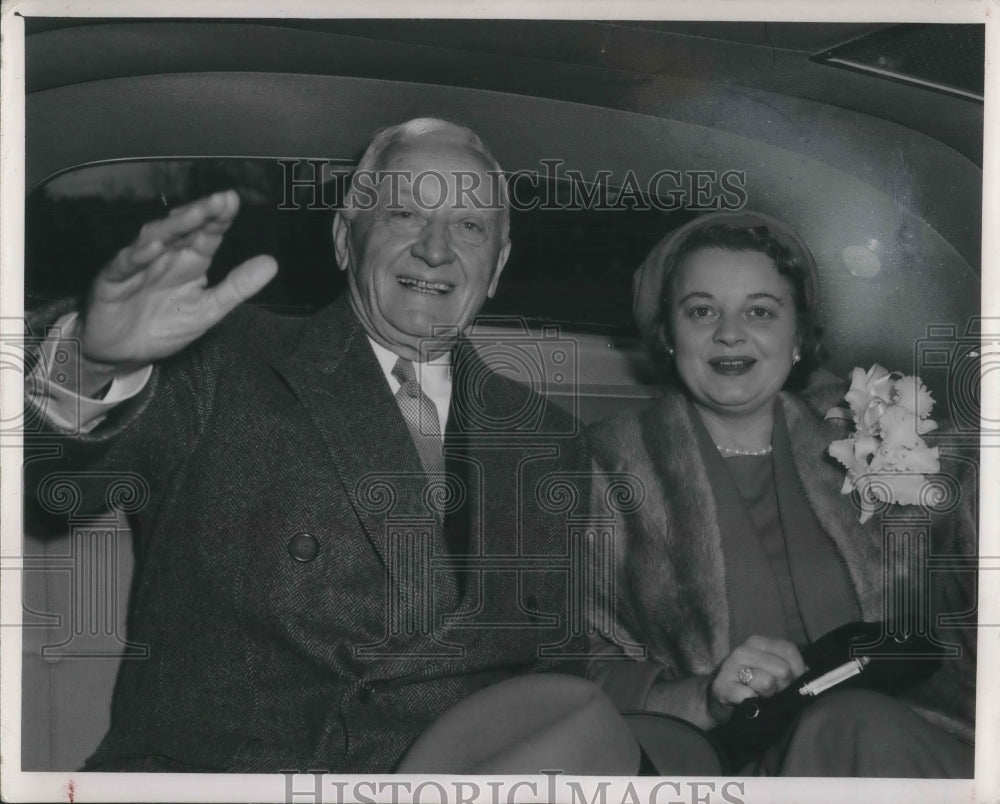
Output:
top-left (586, 384), bottom-right (978, 743)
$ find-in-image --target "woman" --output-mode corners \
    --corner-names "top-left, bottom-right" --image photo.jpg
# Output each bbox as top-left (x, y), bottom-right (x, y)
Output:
top-left (586, 211), bottom-right (976, 776)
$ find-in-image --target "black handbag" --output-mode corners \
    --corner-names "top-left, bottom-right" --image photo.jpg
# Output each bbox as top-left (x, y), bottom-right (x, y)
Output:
top-left (709, 621), bottom-right (945, 771)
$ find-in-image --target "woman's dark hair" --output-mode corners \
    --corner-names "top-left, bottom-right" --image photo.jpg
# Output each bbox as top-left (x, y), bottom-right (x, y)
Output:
top-left (648, 222), bottom-right (824, 390)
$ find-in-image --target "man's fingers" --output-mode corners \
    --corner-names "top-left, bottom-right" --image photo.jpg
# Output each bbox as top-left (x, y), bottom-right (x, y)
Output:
top-left (132, 238), bottom-right (165, 264)
top-left (134, 190), bottom-right (240, 251)
top-left (101, 237), bottom-right (211, 290)
top-left (102, 191), bottom-right (242, 284)
top-left (204, 255), bottom-right (279, 320)
top-left (166, 190), bottom-right (236, 218)
top-left (102, 239), bottom-right (166, 282)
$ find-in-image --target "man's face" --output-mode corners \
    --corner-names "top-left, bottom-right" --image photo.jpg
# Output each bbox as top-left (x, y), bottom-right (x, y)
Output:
top-left (334, 134), bottom-right (511, 360)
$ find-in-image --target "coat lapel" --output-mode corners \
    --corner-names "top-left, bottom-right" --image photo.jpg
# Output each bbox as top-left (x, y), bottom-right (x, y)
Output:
top-left (593, 392), bottom-right (732, 674)
top-left (265, 297), bottom-right (433, 588)
top-left (780, 388), bottom-right (887, 620)
top-left (439, 341), bottom-right (523, 612)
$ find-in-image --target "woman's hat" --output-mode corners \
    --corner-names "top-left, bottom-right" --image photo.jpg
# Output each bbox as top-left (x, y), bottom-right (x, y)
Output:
top-left (632, 210), bottom-right (820, 339)
top-left (396, 673), bottom-right (722, 775)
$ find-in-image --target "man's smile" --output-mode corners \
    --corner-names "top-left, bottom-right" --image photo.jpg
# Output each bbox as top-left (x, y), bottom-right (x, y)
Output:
top-left (397, 276), bottom-right (455, 295)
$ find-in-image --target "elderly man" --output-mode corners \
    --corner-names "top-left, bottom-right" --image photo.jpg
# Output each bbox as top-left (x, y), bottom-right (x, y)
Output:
top-left (25, 118), bottom-right (588, 772)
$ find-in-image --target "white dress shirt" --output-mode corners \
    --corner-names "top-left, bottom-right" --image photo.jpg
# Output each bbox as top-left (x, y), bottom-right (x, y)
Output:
top-left (28, 312), bottom-right (153, 433)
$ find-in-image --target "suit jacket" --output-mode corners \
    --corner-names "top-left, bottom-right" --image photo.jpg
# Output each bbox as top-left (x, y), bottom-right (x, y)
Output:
top-left (585, 385), bottom-right (977, 743)
top-left (25, 296), bottom-right (588, 772)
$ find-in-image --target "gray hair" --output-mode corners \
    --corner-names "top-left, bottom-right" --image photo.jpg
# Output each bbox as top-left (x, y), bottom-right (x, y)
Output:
top-left (342, 117), bottom-right (510, 238)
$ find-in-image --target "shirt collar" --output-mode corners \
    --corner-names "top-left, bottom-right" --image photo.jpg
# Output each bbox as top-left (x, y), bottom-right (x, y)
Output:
top-left (367, 337), bottom-right (453, 433)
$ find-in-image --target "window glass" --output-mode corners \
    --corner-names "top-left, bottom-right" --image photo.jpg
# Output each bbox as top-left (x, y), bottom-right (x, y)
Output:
top-left (28, 159), bottom-right (692, 336)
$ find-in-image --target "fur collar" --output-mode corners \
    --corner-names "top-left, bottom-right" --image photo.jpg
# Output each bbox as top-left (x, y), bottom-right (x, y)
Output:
top-left (587, 384), bottom-right (886, 674)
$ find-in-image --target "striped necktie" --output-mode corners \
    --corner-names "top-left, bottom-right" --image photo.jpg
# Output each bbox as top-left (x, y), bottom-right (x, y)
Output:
top-left (392, 356), bottom-right (446, 477)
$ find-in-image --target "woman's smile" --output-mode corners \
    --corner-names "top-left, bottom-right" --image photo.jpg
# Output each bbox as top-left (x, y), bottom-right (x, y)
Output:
top-left (708, 356), bottom-right (757, 375)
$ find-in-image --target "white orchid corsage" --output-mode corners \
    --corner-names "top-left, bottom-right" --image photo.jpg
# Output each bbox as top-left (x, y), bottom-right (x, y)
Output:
top-left (825, 364), bottom-right (940, 523)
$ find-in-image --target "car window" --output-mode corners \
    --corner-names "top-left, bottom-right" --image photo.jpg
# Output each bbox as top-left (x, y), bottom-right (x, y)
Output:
top-left (28, 158), bottom-right (695, 337)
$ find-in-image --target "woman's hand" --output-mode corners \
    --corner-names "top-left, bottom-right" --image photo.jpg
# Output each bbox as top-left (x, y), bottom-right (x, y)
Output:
top-left (707, 635), bottom-right (807, 723)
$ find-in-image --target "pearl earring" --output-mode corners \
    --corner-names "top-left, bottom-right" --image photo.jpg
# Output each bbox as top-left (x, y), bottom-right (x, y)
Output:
top-left (792, 351), bottom-right (801, 365)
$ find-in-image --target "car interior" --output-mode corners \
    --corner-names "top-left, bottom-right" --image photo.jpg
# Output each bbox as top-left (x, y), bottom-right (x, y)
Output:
top-left (18, 17), bottom-right (984, 770)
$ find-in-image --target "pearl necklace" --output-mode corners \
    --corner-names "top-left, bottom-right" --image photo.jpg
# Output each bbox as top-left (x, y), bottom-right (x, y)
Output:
top-left (715, 444), bottom-right (772, 458)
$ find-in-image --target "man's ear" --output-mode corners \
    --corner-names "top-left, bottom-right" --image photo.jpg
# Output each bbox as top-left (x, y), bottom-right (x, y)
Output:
top-left (333, 212), bottom-right (351, 272)
top-left (486, 238), bottom-right (512, 298)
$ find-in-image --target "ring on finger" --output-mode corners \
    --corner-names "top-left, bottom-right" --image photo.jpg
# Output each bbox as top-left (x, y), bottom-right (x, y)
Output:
top-left (737, 665), bottom-right (754, 685)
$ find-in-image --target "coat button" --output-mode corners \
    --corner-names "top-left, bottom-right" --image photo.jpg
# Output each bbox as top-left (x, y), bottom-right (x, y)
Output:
top-left (287, 532), bottom-right (319, 562)
top-left (358, 683), bottom-right (374, 704)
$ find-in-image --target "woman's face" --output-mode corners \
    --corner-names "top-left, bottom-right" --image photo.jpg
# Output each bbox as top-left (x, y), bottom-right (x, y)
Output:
top-left (669, 246), bottom-right (799, 421)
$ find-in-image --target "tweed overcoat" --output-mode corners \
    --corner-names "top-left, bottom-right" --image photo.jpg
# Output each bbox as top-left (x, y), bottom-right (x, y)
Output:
top-left (585, 385), bottom-right (977, 743)
top-left (25, 295), bottom-right (587, 772)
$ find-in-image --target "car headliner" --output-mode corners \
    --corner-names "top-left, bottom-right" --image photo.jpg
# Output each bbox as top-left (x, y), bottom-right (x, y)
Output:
top-left (21, 17), bottom-right (984, 406)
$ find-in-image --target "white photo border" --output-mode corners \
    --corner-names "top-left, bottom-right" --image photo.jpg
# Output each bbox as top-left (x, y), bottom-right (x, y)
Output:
top-left (1, 1), bottom-right (996, 802)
